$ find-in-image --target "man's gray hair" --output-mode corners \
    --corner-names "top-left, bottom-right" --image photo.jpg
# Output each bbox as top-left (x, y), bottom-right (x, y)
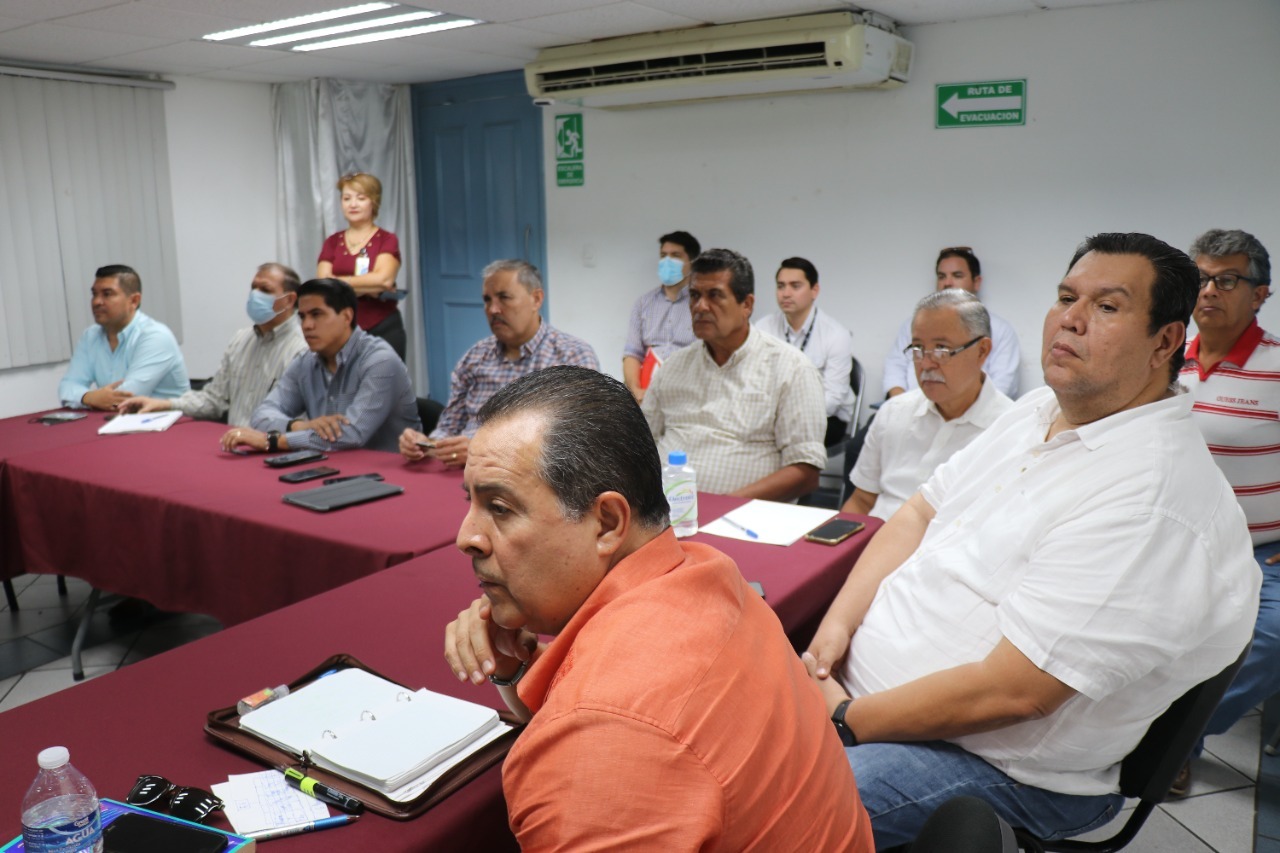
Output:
top-left (1188, 229), bottom-right (1270, 286)
top-left (481, 259), bottom-right (543, 293)
top-left (913, 289), bottom-right (991, 339)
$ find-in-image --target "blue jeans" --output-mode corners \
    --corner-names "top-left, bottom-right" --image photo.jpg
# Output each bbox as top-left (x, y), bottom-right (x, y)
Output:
top-left (1202, 540), bottom-right (1280, 738)
top-left (848, 741), bottom-right (1123, 850)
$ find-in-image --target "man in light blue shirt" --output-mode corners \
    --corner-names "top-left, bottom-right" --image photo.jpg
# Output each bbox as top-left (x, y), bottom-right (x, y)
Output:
top-left (220, 278), bottom-right (419, 454)
top-left (58, 264), bottom-right (189, 410)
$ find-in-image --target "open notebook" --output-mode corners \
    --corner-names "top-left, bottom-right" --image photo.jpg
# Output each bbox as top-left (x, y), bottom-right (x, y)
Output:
top-left (238, 668), bottom-right (508, 798)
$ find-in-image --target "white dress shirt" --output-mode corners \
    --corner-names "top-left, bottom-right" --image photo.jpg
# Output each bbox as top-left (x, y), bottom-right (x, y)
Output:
top-left (843, 386), bottom-right (1258, 796)
top-left (642, 329), bottom-right (827, 495)
top-left (882, 309), bottom-right (1022, 399)
top-left (850, 379), bottom-right (1014, 520)
top-left (755, 308), bottom-right (855, 423)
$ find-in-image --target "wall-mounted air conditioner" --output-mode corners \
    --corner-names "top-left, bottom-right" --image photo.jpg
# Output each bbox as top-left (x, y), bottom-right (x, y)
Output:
top-left (525, 11), bottom-right (913, 110)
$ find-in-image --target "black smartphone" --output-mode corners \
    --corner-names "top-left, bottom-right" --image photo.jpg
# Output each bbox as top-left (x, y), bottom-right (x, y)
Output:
top-left (323, 473), bottom-right (385, 486)
top-left (804, 518), bottom-right (866, 546)
top-left (264, 449), bottom-right (328, 468)
top-left (103, 812), bottom-right (227, 853)
top-left (280, 465), bottom-right (340, 484)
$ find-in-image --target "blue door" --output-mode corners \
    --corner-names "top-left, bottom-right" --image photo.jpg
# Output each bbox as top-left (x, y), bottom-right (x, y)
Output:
top-left (412, 71), bottom-right (546, 401)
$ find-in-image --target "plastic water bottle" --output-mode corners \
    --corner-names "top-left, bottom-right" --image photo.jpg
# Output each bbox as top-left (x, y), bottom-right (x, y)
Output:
top-left (21, 747), bottom-right (102, 853)
top-left (663, 451), bottom-right (698, 537)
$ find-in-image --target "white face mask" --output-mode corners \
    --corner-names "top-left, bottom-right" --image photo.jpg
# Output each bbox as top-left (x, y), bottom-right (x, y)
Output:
top-left (658, 257), bottom-right (685, 286)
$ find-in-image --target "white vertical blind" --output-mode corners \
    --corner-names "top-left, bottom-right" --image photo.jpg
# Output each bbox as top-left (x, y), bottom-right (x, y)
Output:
top-left (0, 74), bottom-right (180, 371)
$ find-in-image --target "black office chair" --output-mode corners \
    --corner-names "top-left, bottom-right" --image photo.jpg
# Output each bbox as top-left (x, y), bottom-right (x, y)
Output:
top-left (1016, 642), bottom-right (1250, 852)
top-left (3, 575), bottom-right (68, 610)
top-left (910, 796), bottom-right (1018, 853)
top-left (847, 355), bottom-right (865, 443)
top-left (416, 397), bottom-right (445, 435)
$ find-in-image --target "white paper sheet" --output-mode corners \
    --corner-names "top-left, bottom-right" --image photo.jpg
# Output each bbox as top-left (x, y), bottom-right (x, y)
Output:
top-left (700, 500), bottom-right (838, 546)
top-left (97, 411), bottom-right (182, 434)
top-left (212, 770), bottom-right (331, 835)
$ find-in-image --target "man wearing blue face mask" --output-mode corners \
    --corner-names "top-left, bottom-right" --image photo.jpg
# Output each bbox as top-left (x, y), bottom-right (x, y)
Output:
top-left (120, 263), bottom-right (308, 425)
top-left (622, 230), bottom-right (701, 401)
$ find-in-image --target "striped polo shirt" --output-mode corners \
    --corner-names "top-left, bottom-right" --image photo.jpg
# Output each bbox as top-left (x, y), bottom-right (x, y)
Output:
top-left (1179, 319), bottom-right (1280, 545)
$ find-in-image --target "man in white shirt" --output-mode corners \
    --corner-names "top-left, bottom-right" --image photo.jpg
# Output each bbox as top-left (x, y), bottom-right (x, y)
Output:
top-left (642, 248), bottom-right (826, 500)
top-left (755, 257), bottom-right (855, 447)
top-left (804, 232), bottom-right (1258, 849)
top-left (882, 247), bottom-right (1021, 399)
top-left (844, 290), bottom-right (1013, 520)
top-left (120, 263), bottom-right (307, 425)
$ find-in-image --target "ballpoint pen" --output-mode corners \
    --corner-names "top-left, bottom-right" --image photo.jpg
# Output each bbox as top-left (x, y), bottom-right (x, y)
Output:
top-left (245, 814), bottom-right (358, 841)
top-left (722, 517), bottom-right (759, 540)
top-left (278, 766), bottom-right (365, 814)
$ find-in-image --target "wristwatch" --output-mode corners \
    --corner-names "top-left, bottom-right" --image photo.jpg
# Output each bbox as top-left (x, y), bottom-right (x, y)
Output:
top-left (488, 659), bottom-right (529, 687)
top-left (832, 698), bottom-right (857, 747)
top-left (267, 430), bottom-right (281, 453)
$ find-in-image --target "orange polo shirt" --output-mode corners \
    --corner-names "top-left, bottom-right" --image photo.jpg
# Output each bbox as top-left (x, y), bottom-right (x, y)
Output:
top-left (505, 528), bottom-right (873, 851)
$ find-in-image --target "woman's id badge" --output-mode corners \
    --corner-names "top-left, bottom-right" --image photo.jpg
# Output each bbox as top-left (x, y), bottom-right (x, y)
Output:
top-left (355, 253), bottom-right (370, 276)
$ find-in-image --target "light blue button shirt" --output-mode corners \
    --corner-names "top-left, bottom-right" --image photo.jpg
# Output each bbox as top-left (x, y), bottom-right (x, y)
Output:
top-left (58, 310), bottom-right (190, 407)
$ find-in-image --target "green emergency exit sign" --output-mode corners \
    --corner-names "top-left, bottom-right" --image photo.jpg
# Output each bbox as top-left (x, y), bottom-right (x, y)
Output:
top-left (936, 80), bottom-right (1026, 128)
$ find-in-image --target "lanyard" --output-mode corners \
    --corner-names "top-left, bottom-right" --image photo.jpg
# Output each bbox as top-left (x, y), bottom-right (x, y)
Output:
top-left (785, 308), bottom-right (817, 352)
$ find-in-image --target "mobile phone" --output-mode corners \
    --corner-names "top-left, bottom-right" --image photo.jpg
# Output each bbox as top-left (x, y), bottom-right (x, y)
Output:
top-left (279, 465), bottom-right (340, 484)
top-left (323, 473), bottom-right (385, 486)
top-left (804, 519), bottom-right (866, 546)
top-left (748, 581), bottom-right (766, 599)
top-left (264, 449), bottom-right (328, 468)
top-left (415, 439), bottom-right (436, 449)
top-left (103, 812), bottom-right (227, 853)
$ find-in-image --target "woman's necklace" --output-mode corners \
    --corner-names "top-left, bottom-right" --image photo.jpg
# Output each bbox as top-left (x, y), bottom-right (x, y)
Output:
top-left (344, 225), bottom-right (377, 255)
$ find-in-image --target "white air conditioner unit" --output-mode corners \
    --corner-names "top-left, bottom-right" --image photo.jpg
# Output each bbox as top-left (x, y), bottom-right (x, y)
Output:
top-left (525, 11), bottom-right (913, 110)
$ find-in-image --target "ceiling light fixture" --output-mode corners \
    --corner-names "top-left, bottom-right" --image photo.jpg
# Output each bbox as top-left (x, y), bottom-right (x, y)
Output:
top-left (249, 10), bottom-right (440, 47)
top-left (203, 2), bottom-right (394, 42)
top-left (292, 18), bottom-right (479, 51)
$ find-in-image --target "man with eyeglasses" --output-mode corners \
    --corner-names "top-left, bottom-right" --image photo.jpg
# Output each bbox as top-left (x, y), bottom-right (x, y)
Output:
top-left (803, 233), bottom-right (1257, 848)
top-left (882, 247), bottom-right (1022, 399)
top-left (1172, 228), bottom-right (1277, 797)
top-left (842, 290), bottom-right (1013, 519)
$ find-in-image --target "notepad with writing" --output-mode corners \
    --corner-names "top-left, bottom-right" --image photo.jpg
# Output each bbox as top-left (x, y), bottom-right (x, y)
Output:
top-left (238, 668), bottom-right (507, 796)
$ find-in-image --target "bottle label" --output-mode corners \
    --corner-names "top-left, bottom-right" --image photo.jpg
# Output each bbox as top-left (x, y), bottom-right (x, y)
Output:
top-left (23, 811), bottom-right (101, 852)
top-left (665, 478), bottom-right (697, 525)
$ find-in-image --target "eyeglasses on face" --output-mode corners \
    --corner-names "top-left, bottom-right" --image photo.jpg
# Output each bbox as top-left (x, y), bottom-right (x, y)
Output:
top-left (126, 775), bottom-right (224, 823)
top-left (1198, 273), bottom-right (1257, 292)
top-left (904, 336), bottom-right (985, 363)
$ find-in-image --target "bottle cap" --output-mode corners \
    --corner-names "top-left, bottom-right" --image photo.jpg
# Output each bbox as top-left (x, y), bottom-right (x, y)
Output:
top-left (668, 451), bottom-right (687, 466)
top-left (38, 746), bottom-right (70, 769)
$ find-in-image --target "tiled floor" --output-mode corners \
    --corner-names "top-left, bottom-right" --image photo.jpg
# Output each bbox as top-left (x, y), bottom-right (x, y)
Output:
top-left (1, 573), bottom-right (1278, 850)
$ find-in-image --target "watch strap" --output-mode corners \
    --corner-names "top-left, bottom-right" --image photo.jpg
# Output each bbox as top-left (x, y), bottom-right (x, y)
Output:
top-left (488, 658), bottom-right (529, 687)
top-left (832, 698), bottom-right (857, 747)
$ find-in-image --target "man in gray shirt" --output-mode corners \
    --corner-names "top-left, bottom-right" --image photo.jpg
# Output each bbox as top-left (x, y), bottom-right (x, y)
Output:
top-left (220, 278), bottom-right (419, 454)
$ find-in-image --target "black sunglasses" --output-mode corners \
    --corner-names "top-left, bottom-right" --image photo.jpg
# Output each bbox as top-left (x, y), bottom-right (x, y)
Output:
top-left (126, 775), bottom-right (224, 824)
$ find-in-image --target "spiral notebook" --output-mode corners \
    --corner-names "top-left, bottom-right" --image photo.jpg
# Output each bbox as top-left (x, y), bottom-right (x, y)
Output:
top-left (237, 668), bottom-right (507, 796)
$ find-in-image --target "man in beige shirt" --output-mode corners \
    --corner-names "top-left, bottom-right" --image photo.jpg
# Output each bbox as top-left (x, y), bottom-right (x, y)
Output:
top-left (641, 248), bottom-right (826, 500)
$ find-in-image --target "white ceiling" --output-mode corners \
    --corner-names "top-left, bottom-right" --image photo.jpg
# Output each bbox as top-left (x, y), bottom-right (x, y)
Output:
top-left (0, 0), bottom-right (1145, 85)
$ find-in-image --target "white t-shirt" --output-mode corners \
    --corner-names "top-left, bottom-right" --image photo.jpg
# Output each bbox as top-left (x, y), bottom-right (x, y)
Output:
top-left (843, 386), bottom-right (1258, 795)
top-left (850, 379), bottom-right (1014, 520)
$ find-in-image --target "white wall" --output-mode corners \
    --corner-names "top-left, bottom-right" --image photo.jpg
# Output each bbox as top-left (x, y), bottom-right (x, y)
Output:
top-left (542, 0), bottom-right (1280, 406)
top-left (0, 76), bottom-right (276, 419)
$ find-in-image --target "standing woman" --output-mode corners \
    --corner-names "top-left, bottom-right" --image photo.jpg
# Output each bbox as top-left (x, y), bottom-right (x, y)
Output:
top-left (316, 172), bottom-right (406, 359)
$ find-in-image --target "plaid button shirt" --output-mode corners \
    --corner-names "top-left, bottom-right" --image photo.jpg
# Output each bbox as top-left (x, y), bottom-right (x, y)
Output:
top-left (433, 320), bottom-right (600, 438)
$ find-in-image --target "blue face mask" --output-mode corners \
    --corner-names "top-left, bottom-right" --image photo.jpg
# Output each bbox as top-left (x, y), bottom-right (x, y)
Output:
top-left (246, 289), bottom-right (283, 325)
top-left (658, 257), bottom-right (685, 286)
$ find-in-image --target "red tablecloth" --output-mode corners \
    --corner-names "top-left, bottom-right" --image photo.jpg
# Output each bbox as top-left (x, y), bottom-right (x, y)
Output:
top-left (1, 416), bottom-right (470, 624)
top-left (0, 504), bottom-right (877, 851)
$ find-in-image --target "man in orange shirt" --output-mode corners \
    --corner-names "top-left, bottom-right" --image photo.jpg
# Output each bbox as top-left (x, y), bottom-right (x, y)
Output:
top-left (444, 365), bottom-right (873, 851)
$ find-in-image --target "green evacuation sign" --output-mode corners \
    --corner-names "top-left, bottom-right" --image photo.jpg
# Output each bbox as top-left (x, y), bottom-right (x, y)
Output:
top-left (936, 80), bottom-right (1026, 128)
top-left (555, 114), bottom-right (584, 187)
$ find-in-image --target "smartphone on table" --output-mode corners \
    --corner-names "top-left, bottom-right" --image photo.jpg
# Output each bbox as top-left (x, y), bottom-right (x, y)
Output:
top-left (804, 519), bottom-right (866, 546)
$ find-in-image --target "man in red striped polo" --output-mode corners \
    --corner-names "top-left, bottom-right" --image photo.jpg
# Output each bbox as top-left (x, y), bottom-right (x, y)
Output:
top-left (1177, 228), bottom-right (1276, 795)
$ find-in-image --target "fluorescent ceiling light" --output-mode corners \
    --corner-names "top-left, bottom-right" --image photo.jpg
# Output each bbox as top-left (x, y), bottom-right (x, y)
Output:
top-left (250, 10), bottom-right (439, 46)
top-left (203, 2), bottom-right (393, 41)
top-left (292, 18), bottom-right (479, 51)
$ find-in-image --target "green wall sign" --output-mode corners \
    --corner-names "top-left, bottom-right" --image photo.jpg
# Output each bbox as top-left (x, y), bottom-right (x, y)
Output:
top-left (936, 80), bottom-right (1026, 128)
top-left (555, 114), bottom-right (584, 187)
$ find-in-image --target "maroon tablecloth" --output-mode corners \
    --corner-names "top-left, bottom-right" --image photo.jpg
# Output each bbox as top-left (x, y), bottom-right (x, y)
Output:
top-left (0, 502), bottom-right (876, 851)
top-left (1, 416), bottom-right (470, 624)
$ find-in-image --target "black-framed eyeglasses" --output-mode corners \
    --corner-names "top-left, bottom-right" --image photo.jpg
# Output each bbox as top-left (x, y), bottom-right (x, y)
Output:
top-left (1198, 273), bottom-right (1257, 291)
top-left (903, 336), bottom-right (985, 363)
top-left (126, 775), bottom-right (224, 824)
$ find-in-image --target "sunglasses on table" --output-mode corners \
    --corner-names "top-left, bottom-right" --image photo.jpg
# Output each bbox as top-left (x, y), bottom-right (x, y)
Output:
top-left (126, 775), bottom-right (225, 824)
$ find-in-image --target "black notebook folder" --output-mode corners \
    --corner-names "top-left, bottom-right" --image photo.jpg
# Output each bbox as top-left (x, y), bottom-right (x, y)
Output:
top-left (283, 478), bottom-right (404, 512)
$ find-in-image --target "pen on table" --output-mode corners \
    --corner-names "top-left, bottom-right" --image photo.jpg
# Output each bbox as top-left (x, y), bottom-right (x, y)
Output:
top-left (722, 517), bottom-right (759, 540)
top-left (245, 815), bottom-right (358, 841)
top-left (139, 415), bottom-right (165, 424)
top-left (278, 765), bottom-right (365, 814)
